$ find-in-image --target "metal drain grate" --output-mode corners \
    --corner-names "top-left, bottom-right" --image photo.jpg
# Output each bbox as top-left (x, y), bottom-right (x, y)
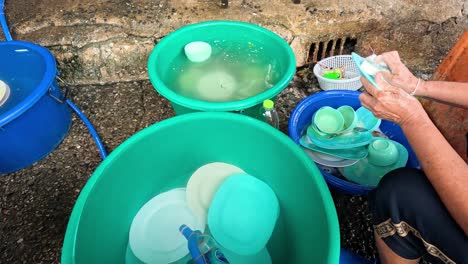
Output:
top-left (309, 37), bottom-right (357, 63)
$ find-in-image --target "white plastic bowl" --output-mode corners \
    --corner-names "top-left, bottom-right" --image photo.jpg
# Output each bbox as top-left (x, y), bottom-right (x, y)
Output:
top-left (186, 162), bottom-right (245, 225)
top-left (184, 41), bottom-right (212, 63)
top-left (129, 188), bottom-right (206, 264)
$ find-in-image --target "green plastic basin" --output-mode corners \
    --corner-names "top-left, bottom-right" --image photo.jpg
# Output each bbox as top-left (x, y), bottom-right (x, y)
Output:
top-left (147, 20), bottom-right (296, 118)
top-left (61, 112), bottom-right (339, 263)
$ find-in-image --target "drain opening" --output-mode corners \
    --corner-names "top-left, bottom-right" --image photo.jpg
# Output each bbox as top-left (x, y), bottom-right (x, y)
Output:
top-left (308, 37), bottom-right (358, 63)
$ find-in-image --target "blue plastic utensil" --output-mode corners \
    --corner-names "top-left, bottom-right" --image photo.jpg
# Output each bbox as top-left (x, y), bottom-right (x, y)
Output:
top-left (180, 224), bottom-right (229, 264)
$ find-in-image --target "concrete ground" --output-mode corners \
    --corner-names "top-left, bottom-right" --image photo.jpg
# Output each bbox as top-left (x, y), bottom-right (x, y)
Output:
top-left (2, 0), bottom-right (466, 263)
top-left (0, 70), bottom-right (383, 263)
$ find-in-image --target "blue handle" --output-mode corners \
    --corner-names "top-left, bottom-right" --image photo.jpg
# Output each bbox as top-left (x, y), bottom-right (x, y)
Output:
top-left (67, 100), bottom-right (108, 159)
top-left (0, 0), bottom-right (13, 41)
top-left (180, 225), bottom-right (206, 264)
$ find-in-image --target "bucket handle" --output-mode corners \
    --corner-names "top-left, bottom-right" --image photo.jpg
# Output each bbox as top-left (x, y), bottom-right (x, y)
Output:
top-left (49, 76), bottom-right (69, 104)
top-left (0, 0), bottom-right (13, 41)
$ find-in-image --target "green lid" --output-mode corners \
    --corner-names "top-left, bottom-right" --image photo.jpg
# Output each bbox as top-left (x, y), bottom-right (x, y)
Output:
top-left (263, 99), bottom-right (274, 109)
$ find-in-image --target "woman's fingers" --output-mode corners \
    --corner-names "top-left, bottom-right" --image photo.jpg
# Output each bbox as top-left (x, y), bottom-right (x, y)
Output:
top-left (377, 70), bottom-right (394, 84)
top-left (374, 73), bottom-right (399, 92)
top-left (360, 76), bottom-right (380, 97)
top-left (359, 91), bottom-right (378, 110)
top-left (375, 51), bottom-right (402, 72)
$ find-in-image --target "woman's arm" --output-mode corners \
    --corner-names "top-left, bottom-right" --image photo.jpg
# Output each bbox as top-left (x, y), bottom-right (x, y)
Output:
top-left (376, 51), bottom-right (468, 108)
top-left (360, 74), bottom-right (468, 235)
top-left (400, 107), bottom-right (468, 235)
top-left (417, 81), bottom-right (468, 108)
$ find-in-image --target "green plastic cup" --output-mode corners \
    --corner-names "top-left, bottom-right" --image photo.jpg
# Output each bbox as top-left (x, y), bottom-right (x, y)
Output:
top-left (368, 139), bottom-right (399, 166)
top-left (184, 41), bottom-right (212, 63)
top-left (147, 20), bottom-right (296, 119)
top-left (313, 106), bottom-right (345, 134)
top-left (61, 112), bottom-right (339, 264)
top-left (337, 105), bottom-right (357, 132)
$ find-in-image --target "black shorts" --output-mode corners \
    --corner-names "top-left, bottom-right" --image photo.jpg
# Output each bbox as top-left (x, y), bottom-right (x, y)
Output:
top-left (369, 168), bottom-right (468, 264)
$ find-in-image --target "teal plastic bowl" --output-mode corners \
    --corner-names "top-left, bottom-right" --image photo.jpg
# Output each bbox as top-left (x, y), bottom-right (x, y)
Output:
top-left (147, 20), bottom-right (296, 118)
top-left (208, 173), bottom-right (279, 256)
top-left (62, 112), bottom-right (339, 263)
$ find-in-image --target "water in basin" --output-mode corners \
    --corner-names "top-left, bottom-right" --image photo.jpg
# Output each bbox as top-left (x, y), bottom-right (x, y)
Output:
top-left (165, 40), bottom-right (282, 102)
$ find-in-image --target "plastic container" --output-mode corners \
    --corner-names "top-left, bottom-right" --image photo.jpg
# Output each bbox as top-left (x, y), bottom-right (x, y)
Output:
top-left (367, 139), bottom-right (399, 166)
top-left (260, 99), bottom-right (279, 128)
top-left (337, 105), bottom-right (357, 133)
top-left (342, 139), bottom-right (408, 187)
top-left (288, 90), bottom-right (420, 195)
top-left (180, 225), bottom-right (228, 264)
top-left (313, 106), bottom-right (344, 134)
top-left (147, 20), bottom-right (296, 119)
top-left (128, 188), bottom-right (205, 264)
top-left (184, 41), bottom-right (212, 63)
top-left (208, 174), bottom-right (279, 256)
top-left (186, 162), bottom-right (245, 225)
top-left (313, 55), bottom-right (362, 91)
top-left (180, 225), bottom-right (272, 264)
top-left (0, 80), bottom-right (10, 106)
top-left (0, 40), bottom-right (71, 174)
top-left (62, 112), bottom-right (340, 263)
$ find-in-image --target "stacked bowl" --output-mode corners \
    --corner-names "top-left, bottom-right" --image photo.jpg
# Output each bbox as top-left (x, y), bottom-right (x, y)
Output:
top-left (289, 90), bottom-right (420, 195)
top-left (126, 161), bottom-right (279, 264)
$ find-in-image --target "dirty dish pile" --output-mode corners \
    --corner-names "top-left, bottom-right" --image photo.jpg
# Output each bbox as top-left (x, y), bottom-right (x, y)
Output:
top-left (340, 139), bottom-right (409, 187)
top-left (299, 104), bottom-right (409, 187)
top-left (299, 105), bottom-right (379, 166)
top-left (63, 112), bottom-right (340, 263)
top-left (127, 162), bottom-right (278, 264)
top-left (288, 90), bottom-right (420, 194)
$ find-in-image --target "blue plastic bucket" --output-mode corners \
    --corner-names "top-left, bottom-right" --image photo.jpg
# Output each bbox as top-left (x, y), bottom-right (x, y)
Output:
top-left (288, 90), bottom-right (420, 195)
top-left (0, 40), bottom-right (71, 174)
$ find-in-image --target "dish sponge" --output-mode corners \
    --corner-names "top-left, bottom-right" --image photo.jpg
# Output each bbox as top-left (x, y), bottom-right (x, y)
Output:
top-left (360, 54), bottom-right (390, 76)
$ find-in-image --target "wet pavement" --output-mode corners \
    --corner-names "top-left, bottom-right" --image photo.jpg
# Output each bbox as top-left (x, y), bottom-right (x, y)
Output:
top-left (0, 68), bottom-right (387, 263)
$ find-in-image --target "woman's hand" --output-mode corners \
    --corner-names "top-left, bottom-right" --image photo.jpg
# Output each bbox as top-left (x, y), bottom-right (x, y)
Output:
top-left (359, 73), bottom-right (426, 128)
top-left (375, 51), bottom-right (422, 95)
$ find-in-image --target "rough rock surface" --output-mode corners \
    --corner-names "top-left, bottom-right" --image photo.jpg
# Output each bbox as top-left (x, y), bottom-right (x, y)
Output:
top-left (1, 1), bottom-right (466, 263)
top-left (2, 0), bottom-right (467, 84)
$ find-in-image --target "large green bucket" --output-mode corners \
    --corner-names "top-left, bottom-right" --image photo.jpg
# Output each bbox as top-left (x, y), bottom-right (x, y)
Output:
top-left (61, 112), bottom-right (340, 263)
top-left (147, 20), bottom-right (296, 118)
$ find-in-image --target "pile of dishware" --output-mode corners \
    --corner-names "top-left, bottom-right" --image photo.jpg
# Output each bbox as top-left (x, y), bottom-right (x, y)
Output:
top-left (127, 162), bottom-right (279, 264)
top-left (299, 105), bottom-right (409, 187)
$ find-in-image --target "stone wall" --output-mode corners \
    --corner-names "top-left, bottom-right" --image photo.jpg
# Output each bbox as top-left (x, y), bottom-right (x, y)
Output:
top-left (2, 0), bottom-right (467, 85)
